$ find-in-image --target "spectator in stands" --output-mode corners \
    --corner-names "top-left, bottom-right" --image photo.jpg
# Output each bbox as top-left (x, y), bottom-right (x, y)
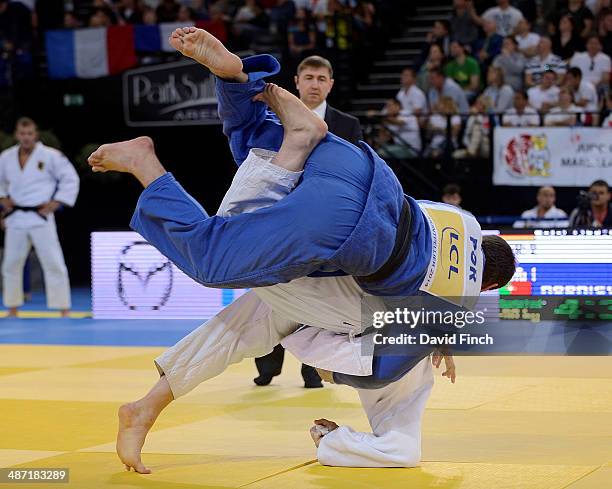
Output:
top-left (156, 0), bottom-right (180, 23)
top-left (552, 15), bottom-right (585, 59)
top-left (469, 0), bottom-right (525, 37)
top-left (525, 36), bottom-right (567, 87)
top-left (375, 99), bottom-right (422, 159)
top-left (288, 9), bottom-right (316, 59)
top-left (602, 93), bottom-right (612, 125)
top-left (269, 0), bottom-right (296, 36)
top-left (191, 0), bottom-right (210, 21)
top-left (64, 11), bottom-right (82, 29)
top-left (474, 19), bottom-right (504, 69)
top-left (483, 65), bottom-right (515, 112)
top-left (142, 6), bottom-right (157, 25)
top-left (441, 183), bottom-right (463, 207)
top-left (570, 35), bottom-right (611, 91)
top-left (425, 19), bottom-right (451, 56)
top-left (118, 0), bottom-right (144, 24)
top-left (528, 69), bottom-right (561, 111)
top-left (417, 43), bottom-right (446, 92)
top-left (425, 96), bottom-right (462, 157)
top-left (599, 10), bottom-right (612, 55)
top-left (89, 8), bottom-right (113, 27)
top-left (544, 86), bottom-right (580, 125)
top-left (177, 5), bottom-right (196, 23)
top-left (569, 179), bottom-right (612, 227)
top-left (0, 0), bottom-right (32, 54)
top-left (453, 95), bottom-right (492, 159)
top-left (558, 0), bottom-right (595, 39)
top-left (503, 90), bottom-right (541, 125)
top-left (396, 67), bottom-right (427, 115)
top-left (513, 186), bottom-right (569, 228)
top-left (428, 67), bottom-right (470, 115)
top-left (565, 66), bottom-right (600, 122)
top-left (493, 36), bottom-right (527, 91)
top-left (353, 0), bottom-right (376, 33)
top-left (515, 18), bottom-right (540, 57)
top-left (233, 0), bottom-right (269, 48)
top-left (445, 41), bottom-right (481, 101)
top-left (451, 0), bottom-right (480, 47)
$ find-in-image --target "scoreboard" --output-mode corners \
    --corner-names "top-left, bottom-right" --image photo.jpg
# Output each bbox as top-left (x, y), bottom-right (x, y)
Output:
top-left (500, 229), bottom-right (612, 296)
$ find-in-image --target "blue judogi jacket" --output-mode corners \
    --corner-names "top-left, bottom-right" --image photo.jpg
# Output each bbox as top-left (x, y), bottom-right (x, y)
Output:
top-left (131, 54), bottom-right (436, 388)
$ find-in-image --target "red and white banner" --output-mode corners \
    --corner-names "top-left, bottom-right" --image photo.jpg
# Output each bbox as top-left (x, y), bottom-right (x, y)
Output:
top-left (493, 127), bottom-right (612, 187)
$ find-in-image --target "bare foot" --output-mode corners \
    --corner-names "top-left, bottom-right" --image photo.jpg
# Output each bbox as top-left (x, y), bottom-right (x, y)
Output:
top-left (88, 137), bottom-right (155, 174)
top-left (117, 402), bottom-right (158, 474)
top-left (7, 307), bottom-right (17, 318)
top-left (60, 309), bottom-right (70, 318)
top-left (254, 84), bottom-right (328, 155)
top-left (168, 27), bottom-right (243, 79)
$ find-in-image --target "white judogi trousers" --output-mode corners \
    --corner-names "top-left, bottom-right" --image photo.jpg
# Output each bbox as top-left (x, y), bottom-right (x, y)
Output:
top-left (2, 221), bottom-right (71, 309)
top-left (155, 149), bottom-right (433, 467)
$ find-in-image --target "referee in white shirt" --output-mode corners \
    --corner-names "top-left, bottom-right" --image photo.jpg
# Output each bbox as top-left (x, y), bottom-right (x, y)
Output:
top-left (0, 118), bottom-right (79, 317)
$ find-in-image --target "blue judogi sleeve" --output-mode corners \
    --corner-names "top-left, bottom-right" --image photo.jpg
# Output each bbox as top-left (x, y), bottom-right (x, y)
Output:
top-left (216, 54), bottom-right (285, 167)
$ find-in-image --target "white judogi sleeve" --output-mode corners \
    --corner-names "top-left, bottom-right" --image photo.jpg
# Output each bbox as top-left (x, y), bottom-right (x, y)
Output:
top-left (317, 357), bottom-right (434, 467)
top-left (0, 152), bottom-right (9, 199)
top-left (49, 149), bottom-right (79, 207)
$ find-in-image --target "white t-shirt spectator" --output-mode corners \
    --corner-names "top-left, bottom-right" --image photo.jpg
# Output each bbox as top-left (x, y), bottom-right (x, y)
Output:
top-left (575, 80), bottom-right (599, 112)
top-left (502, 106), bottom-right (540, 126)
top-left (525, 53), bottom-right (567, 83)
top-left (396, 85), bottom-right (427, 115)
top-left (570, 51), bottom-right (612, 86)
top-left (544, 104), bottom-right (580, 125)
top-left (387, 115), bottom-right (422, 152)
top-left (602, 114), bottom-right (612, 127)
top-left (429, 114), bottom-right (462, 131)
top-left (528, 84), bottom-right (560, 110)
top-left (515, 32), bottom-right (540, 53)
top-left (482, 6), bottom-right (524, 36)
top-left (513, 206), bottom-right (569, 228)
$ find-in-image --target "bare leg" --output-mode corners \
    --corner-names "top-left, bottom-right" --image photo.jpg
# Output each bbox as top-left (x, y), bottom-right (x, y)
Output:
top-left (116, 375), bottom-right (174, 473)
top-left (168, 26), bottom-right (248, 82)
top-left (7, 307), bottom-right (17, 317)
top-left (253, 84), bottom-right (328, 172)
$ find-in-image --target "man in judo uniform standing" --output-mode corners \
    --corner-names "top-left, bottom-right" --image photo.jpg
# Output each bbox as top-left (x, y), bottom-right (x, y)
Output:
top-left (88, 27), bottom-right (515, 473)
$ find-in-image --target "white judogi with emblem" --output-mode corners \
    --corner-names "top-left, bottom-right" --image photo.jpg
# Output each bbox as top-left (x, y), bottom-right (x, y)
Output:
top-left (0, 142), bottom-right (79, 309)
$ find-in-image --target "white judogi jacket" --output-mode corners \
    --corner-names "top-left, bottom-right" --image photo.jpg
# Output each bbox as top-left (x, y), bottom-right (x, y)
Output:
top-left (0, 142), bottom-right (80, 228)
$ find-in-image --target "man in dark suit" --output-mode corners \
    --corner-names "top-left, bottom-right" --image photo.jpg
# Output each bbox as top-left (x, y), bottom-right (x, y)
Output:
top-left (254, 55), bottom-right (363, 388)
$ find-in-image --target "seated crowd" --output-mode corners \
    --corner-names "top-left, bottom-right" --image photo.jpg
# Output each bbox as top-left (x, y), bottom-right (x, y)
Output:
top-left (369, 0), bottom-right (612, 159)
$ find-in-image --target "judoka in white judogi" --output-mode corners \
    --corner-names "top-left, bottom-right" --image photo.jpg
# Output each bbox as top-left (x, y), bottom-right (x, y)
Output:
top-left (155, 148), bottom-right (438, 468)
top-left (0, 125), bottom-right (79, 313)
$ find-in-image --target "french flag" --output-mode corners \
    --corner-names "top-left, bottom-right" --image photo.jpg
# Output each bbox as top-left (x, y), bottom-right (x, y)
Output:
top-left (46, 26), bottom-right (137, 79)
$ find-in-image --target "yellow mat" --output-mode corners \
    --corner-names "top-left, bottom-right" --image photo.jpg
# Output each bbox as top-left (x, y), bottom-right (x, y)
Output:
top-left (0, 345), bottom-right (610, 488)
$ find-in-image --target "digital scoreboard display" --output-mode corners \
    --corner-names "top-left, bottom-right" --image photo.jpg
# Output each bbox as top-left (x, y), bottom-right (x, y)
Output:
top-left (500, 229), bottom-right (612, 296)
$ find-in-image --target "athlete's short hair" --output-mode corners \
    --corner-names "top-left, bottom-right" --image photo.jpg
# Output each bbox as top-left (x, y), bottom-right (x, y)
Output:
top-left (15, 117), bottom-right (37, 130)
top-left (481, 235), bottom-right (516, 290)
top-left (297, 56), bottom-right (334, 78)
